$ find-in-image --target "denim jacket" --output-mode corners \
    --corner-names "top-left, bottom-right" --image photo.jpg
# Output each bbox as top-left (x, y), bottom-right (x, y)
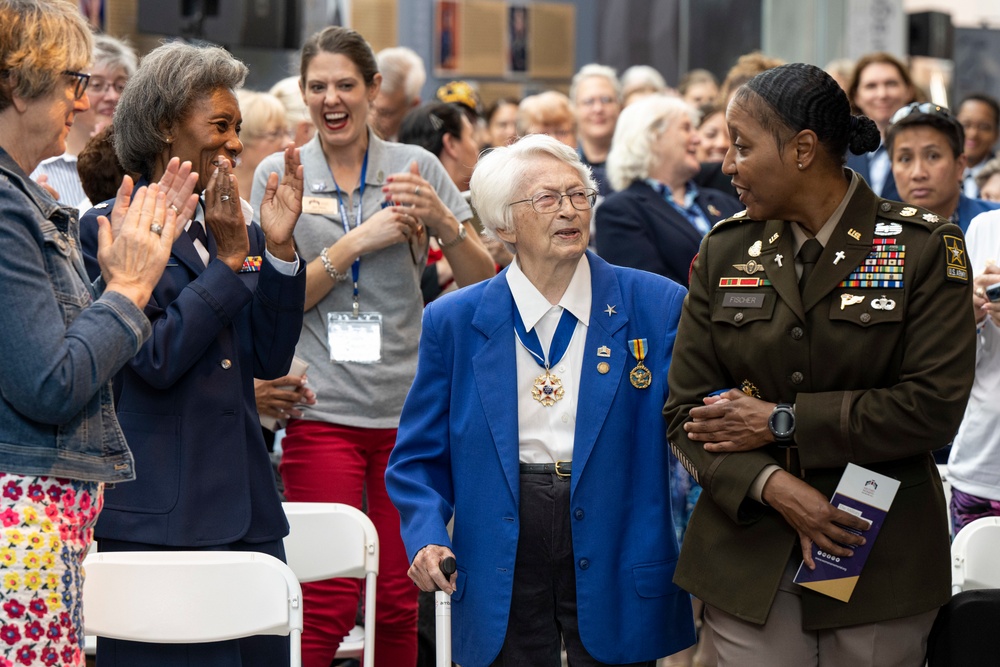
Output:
top-left (0, 147), bottom-right (148, 482)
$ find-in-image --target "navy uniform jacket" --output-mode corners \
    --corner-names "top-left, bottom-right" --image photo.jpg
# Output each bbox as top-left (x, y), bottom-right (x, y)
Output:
top-left (664, 178), bottom-right (975, 629)
top-left (386, 252), bottom-right (695, 666)
top-left (595, 180), bottom-right (741, 286)
top-left (80, 197), bottom-right (305, 546)
top-left (955, 193), bottom-right (1000, 234)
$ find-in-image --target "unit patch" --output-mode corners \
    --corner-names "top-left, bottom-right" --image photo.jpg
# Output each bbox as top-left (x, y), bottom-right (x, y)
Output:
top-left (943, 235), bottom-right (969, 283)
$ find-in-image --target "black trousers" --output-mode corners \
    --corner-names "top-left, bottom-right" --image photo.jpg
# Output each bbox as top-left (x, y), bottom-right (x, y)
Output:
top-left (94, 537), bottom-right (290, 667)
top-left (489, 473), bottom-right (655, 667)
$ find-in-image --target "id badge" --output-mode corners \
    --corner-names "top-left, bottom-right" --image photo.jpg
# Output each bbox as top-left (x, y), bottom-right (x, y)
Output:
top-left (328, 312), bottom-right (383, 363)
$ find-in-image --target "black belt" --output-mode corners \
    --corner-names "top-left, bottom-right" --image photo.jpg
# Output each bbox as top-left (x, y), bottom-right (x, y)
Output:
top-left (519, 461), bottom-right (572, 477)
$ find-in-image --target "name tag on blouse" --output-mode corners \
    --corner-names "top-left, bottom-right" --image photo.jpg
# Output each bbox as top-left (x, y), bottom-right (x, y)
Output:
top-left (328, 312), bottom-right (383, 364)
top-left (723, 292), bottom-right (765, 308)
top-left (302, 196), bottom-right (339, 216)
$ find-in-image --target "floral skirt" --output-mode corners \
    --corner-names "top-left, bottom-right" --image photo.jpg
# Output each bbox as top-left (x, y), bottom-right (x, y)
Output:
top-left (0, 474), bottom-right (102, 667)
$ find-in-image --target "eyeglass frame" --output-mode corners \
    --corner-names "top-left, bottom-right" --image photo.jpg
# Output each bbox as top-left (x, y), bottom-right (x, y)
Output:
top-left (62, 70), bottom-right (91, 100)
top-left (508, 188), bottom-right (598, 214)
top-left (87, 77), bottom-right (127, 96)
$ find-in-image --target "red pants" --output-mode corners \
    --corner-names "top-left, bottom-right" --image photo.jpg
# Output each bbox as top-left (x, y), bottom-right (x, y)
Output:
top-left (281, 420), bottom-right (418, 667)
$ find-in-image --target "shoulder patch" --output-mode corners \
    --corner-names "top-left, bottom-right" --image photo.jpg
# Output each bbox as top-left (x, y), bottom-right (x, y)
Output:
top-left (943, 234), bottom-right (969, 283)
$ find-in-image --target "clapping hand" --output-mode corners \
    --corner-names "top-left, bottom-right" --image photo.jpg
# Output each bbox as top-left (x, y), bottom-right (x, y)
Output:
top-left (259, 145), bottom-right (304, 263)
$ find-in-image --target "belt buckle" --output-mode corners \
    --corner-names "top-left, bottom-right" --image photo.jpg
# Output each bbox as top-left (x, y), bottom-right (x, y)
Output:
top-left (555, 460), bottom-right (571, 477)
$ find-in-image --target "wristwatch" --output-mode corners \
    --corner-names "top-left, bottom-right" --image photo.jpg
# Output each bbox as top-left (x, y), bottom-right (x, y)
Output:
top-left (768, 403), bottom-right (795, 443)
top-left (437, 221), bottom-right (467, 249)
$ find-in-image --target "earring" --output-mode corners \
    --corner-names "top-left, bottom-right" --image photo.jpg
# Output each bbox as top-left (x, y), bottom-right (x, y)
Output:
top-left (797, 162), bottom-right (803, 169)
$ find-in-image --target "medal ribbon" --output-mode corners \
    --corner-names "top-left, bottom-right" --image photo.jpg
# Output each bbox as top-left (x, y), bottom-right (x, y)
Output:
top-left (329, 148), bottom-right (369, 315)
top-left (513, 306), bottom-right (578, 370)
top-left (629, 338), bottom-right (648, 363)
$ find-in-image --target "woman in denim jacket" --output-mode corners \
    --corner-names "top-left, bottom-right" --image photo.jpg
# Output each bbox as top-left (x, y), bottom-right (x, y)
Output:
top-left (0, 2), bottom-right (190, 665)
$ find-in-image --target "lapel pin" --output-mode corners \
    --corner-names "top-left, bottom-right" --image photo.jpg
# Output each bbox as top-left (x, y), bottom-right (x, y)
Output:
top-left (833, 251), bottom-right (846, 265)
top-left (597, 346), bottom-right (611, 357)
top-left (310, 181), bottom-right (327, 192)
top-left (875, 222), bottom-right (902, 236)
top-left (733, 261), bottom-right (765, 274)
top-left (775, 254), bottom-right (783, 267)
top-left (769, 232), bottom-right (780, 244)
top-left (707, 204), bottom-right (721, 217)
top-left (848, 228), bottom-right (862, 241)
top-left (748, 240), bottom-right (762, 257)
top-left (840, 294), bottom-right (864, 310)
top-left (871, 295), bottom-right (896, 311)
top-left (597, 362), bottom-right (610, 374)
top-left (604, 304), bottom-right (617, 317)
top-left (376, 169), bottom-right (384, 182)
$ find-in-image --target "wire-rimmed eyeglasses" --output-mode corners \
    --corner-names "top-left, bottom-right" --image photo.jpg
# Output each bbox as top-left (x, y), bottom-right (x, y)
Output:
top-left (62, 70), bottom-right (91, 100)
top-left (890, 102), bottom-right (955, 126)
top-left (508, 188), bottom-right (598, 214)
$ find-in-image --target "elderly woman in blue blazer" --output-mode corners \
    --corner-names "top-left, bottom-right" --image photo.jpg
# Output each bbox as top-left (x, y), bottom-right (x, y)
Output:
top-left (386, 134), bottom-right (695, 667)
top-left (79, 42), bottom-right (305, 667)
top-left (596, 95), bottom-right (741, 287)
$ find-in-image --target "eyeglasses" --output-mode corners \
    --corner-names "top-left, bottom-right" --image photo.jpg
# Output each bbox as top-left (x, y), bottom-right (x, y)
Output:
top-left (88, 77), bottom-right (127, 95)
top-left (890, 102), bottom-right (955, 126)
top-left (62, 70), bottom-right (91, 100)
top-left (579, 95), bottom-right (617, 108)
top-left (509, 188), bottom-right (598, 214)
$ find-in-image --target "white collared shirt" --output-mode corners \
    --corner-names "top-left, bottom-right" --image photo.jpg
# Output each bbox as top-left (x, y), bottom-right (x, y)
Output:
top-left (506, 254), bottom-right (591, 465)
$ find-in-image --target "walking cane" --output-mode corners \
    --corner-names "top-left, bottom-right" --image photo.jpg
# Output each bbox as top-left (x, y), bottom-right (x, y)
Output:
top-left (435, 556), bottom-right (457, 667)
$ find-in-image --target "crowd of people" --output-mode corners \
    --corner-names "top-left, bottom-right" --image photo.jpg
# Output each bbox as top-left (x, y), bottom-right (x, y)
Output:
top-left (2, 1), bottom-right (1000, 666)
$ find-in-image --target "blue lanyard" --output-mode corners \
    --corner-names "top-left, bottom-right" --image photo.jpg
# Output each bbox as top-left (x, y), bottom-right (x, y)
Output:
top-left (513, 306), bottom-right (578, 370)
top-left (329, 148), bottom-right (369, 315)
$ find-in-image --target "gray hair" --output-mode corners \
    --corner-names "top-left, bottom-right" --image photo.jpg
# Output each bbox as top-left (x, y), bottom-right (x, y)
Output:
top-left (269, 75), bottom-right (310, 129)
top-left (376, 46), bottom-right (425, 101)
top-left (93, 34), bottom-right (137, 77)
top-left (470, 134), bottom-right (595, 254)
top-left (976, 156), bottom-right (1000, 191)
top-left (606, 94), bottom-right (698, 191)
top-left (569, 63), bottom-right (621, 104)
top-left (621, 65), bottom-right (667, 99)
top-left (113, 41), bottom-right (248, 179)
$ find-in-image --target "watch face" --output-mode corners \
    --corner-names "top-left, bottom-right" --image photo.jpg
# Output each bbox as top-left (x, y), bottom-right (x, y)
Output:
top-left (770, 407), bottom-right (794, 439)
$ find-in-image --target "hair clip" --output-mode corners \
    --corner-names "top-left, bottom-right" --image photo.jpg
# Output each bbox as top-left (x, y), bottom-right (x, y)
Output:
top-left (428, 113), bottom-right (444, 132)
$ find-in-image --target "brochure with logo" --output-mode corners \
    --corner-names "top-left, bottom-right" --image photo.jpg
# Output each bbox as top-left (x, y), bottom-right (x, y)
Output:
top-left (793, 463), bottom-right (900, 602)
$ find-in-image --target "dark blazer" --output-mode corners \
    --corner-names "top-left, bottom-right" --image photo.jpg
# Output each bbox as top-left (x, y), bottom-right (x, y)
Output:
top-left (80, 196), bottom-right (306, 547)
top-left (956, 193), bottom-right (1000, 234)
top-left (595, 180), bottom-right (742, 286)
top-left (665, 179), bottom-right (975, 630)
top-left (847, 149), bottom-right (900, 201)
top-left (386, 252), bottom-right (695, 667)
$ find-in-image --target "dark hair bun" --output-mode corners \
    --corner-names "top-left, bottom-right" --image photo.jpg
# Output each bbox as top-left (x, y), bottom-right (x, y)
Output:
top-left (848, 115), bottom-right (881, 154)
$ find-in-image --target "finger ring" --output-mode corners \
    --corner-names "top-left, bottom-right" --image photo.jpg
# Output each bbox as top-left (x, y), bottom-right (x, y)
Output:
top-left (150, 223), bottom-right (164, 236)
top-left (220, 195), bottom-right (230, 202)
top-left (414, 186), bottom-right (421, 196)
top-left (168, 204), bottom-right (179, 214)
top-left (977, 287), bottom-right (986, 297)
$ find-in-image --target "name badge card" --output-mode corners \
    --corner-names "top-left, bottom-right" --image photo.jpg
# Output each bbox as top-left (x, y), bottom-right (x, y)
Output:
top-left (327, 312), bottom-right (383, 363)
top-left (793, 463), bottom-right (900, 602)
top-left (302, 196), bottom-right (339, 216)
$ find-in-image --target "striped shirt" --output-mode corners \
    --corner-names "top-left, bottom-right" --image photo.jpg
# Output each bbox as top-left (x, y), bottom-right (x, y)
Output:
top-left (31, 153), bottom-right (86, 207)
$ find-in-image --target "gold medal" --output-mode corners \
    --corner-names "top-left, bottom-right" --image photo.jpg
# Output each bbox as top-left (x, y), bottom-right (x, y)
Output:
top-left (628, 338), bottom-right (651, 389)
top-left (531, 370), bottom-right (564, 406)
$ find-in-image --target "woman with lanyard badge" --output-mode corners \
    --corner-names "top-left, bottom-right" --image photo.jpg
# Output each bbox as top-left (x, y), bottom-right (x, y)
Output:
top-left (250, 26), bottom-right (494, 667)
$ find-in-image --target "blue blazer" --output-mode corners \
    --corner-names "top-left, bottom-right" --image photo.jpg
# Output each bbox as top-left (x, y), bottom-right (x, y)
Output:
top-left (847, 151), bottom-right (900, 202)
top-left (386, 252), bottom-right (695, 667)
top-left (595, 180), bottom-right (741, 286)
top-left (956, 193), bottom-right (1000, 234)
top-left (79, 196), bottom-right (306, 546)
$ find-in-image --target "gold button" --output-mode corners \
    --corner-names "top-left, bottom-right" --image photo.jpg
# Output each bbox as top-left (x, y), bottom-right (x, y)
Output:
top-left (597, 362), bottom-right (610, 374)
top-left (220, 359), bottom-right (232, 370)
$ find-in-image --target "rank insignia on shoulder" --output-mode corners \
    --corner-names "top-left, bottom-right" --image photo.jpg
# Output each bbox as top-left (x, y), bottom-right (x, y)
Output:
top-left (943, 235), bottom-right (969, 283)
top-left (923, 213), bottom-right (940, 223)
top-left (900, 206), bottom-right (918, 217)
top-left (94, 202), bottom-right (110, 210)
top-left (239, 255), bottom-right (263, 273)
top-left (733, 210), bottom-right (747, 218)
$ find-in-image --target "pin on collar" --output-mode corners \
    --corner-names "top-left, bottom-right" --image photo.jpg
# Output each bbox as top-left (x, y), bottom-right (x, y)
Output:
top-left (833, 251), bottom-right (846, 265)
top-left (775, 254), bottom-right (783, 267)
top-left (604, 304), bottom-right (617, 317)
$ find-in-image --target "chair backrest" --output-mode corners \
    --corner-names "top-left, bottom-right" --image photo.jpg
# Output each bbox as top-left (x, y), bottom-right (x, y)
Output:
top-left (952, 516), bottom-right (1000, 593)
top-left (282, 502), bottom-right (379, 583)
top-left (83, 551), bottom-right (303, 656)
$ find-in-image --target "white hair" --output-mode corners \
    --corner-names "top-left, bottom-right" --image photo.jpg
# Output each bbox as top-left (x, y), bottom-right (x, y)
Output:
top-left (620, 65), bottom-right (667, 98)
top-left (377, 46), bottom-right (426, 101)
top-left (93, 34), bottom-right (137, 76)
top-left (606, 94), bottom-right (698, 192)
top-left (470, 134), bottom-right (595, 254)
top-left (569, 63), bottom-right (621, 104)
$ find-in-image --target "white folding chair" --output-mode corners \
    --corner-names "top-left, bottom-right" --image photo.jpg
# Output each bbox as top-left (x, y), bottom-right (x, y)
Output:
top-left (951, 516), bottom-right (1000, 594)
top-left (282, 502), bottom-right (379, 667)
top-left (82, 551), bottom-right (302, 666)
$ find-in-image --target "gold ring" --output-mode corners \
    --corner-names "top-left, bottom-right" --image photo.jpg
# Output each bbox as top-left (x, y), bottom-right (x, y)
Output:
top-left (977, 287), bottom-right (986, 297)
top-left (169, 204), bottom-right (179, 214)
